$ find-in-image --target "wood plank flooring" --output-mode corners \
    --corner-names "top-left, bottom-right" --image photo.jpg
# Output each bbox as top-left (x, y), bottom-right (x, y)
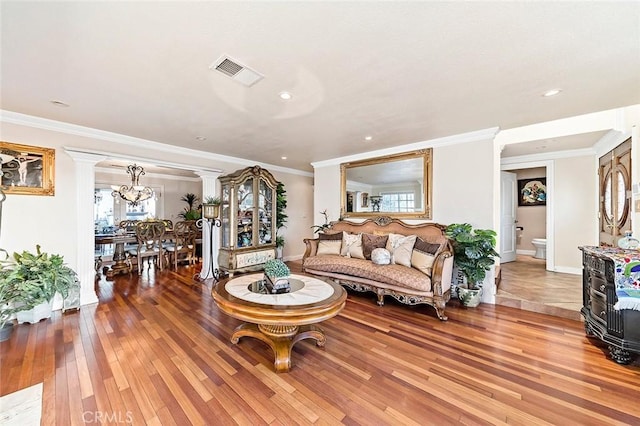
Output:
top-left (498, 256), bottom-right (583, 320)
top-left (2, 262), bottom-right (640, 425)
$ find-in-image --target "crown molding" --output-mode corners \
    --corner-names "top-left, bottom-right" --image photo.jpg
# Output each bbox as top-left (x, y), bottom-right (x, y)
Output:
top-left (500, 147), bottom-right (594, 165)
top-left (94, 166), bottom-right (201, 182)
top-left (592, 129), bottom-right (631, 156)
top-left (311, 127), bottom-right (500, 168)
top-left (1, 110), bottom-right (312, 178)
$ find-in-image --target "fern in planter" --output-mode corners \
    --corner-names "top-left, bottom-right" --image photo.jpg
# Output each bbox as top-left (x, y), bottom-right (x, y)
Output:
top-left (0, 245), bottom-right (79, 321)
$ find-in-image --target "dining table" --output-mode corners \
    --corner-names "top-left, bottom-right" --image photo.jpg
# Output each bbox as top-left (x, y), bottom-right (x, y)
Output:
top-left (95, 229), bottom-right (203, 278)
top-left (94, 232), bottom-right (139, 278)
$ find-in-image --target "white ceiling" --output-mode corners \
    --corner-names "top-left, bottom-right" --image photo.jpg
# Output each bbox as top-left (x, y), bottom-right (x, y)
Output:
top-left (1, 2), bottom-right (639, 172)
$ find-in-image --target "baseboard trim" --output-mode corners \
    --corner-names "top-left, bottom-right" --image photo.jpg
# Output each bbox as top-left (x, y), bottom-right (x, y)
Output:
top-left (516, 249), bottom-right (536, 256)
top-left (553, 266), bottom-right (582, 275)
top-left (284, 254), bottom-right (303, 262)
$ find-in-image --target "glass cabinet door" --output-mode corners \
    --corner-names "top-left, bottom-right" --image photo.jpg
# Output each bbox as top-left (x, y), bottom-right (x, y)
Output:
top-left (258, 178), bottom-right (274, 245)
top-left (237, 178), bottom-right (253, 248)
top-left (221, 183), bottom-right (231, 248)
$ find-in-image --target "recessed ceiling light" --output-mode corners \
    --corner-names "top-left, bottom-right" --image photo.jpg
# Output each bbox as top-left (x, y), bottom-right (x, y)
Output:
top-left (279, 92), bottom-right (292, 100)
top-left (543, 89), bottom-right (562, 97)
top-left (195, 136), bottom-right (207, 141)
top-left (281, 156), bottom-right (287, 160)
top-left (364, 136), bottom-right (373, 141)
top-left (50, 100), bottom-right (70, 107)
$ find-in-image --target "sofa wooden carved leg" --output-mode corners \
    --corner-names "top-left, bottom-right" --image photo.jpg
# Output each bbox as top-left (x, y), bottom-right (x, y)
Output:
top-left (376, 290), bottom-right (385, 306)
top-left (434, 300), bottom-right (448, 321)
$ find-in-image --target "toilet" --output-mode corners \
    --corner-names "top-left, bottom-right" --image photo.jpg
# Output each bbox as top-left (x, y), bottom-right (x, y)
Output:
top-left (531, 238), bottom-right (547, 259)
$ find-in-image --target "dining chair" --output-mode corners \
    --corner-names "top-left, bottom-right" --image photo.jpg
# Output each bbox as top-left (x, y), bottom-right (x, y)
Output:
top-left (118, 219), bottom-right (140, 233)
top-left (128, 221), bottom-right (166, 274)
top-left (164, 220), bottom-right (197, 269)
top-left (160, 219), bottom-right (173, 231)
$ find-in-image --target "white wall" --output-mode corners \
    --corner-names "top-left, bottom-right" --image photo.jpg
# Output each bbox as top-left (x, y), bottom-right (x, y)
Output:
top-left (555, 155), bottom-right (597, 270)
top-left (432, 139), bottom-right (495, 228)
top-left (275, 172), bottom-right (314, 261)
top-left (313, 164), bottom-right (341, 229)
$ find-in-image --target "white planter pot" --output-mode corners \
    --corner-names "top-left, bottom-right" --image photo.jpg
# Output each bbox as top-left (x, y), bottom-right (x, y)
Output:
top-left (456, 287), bottom-right (482, 308)
top-left (17, 300), bottom-right (53, 324)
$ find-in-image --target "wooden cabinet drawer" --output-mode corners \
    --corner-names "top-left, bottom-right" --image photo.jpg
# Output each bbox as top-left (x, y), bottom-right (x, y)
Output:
top-left (584, 253), bottom-right (606, 274)
top-left (589, 289), bottom-right (606, 324)
top-left (589, 273), bottom-right (608, 293)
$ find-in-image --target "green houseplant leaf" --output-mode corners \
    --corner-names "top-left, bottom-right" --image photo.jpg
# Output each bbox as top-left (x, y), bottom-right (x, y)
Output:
top-left (445, 223), bottom-right (499, 290)
top-left (275, 183), bottom-right (287, 248)
top-left (0, 245), bottom-right (79, 314)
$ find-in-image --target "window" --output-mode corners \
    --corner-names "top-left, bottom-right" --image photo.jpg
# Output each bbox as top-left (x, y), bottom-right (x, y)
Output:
top-left (94, 188), bottom-right (115, 233)
top-left (94, 185), bottom-right (161, 231)
top-left (124, 197), bottom-right (156, 221)
top-left (381, 192), bottom-right (415, 212)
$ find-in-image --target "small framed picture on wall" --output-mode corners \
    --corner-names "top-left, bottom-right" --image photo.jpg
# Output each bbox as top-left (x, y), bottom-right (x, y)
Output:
top-left (517, 177), bottom-right (546, 206)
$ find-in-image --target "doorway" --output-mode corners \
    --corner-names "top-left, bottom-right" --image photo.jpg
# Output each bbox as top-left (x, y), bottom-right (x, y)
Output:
top-left (500, 162), bottom-right (553, 271)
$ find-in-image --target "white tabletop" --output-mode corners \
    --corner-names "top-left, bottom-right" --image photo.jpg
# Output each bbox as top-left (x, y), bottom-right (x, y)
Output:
top-left (225, 273), bottom-right (335, 306)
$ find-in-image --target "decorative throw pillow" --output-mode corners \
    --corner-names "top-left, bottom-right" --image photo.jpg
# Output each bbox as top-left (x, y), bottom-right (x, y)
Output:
top-left (317, 232), bottom-right (342, 255)
top-left (371, 248), bottom-right (391, 265)
top-left (385, 233), bottom-right (417, 267)
top-left (411, 238), bottom-right (443, 276)
top-left (362, 233), bottom-right (388, 260)
top-left (340, 232), bottom-right (364, 259)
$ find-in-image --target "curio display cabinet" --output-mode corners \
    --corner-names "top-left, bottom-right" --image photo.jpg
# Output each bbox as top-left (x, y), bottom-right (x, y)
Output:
top-left (218, 165), bottom-right (278, 276)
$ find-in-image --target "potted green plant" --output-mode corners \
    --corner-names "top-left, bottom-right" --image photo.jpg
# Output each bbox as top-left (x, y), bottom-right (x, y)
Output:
top-left (263, 259), bottom-right (290, 293)
top-left (310, 209), bottom-right (331, 234)
top-left (445, 223), bottom-right (499, 307)
top-left (202, 195), bottom-right (222, 219)
top-left (275, 183), bottom-right (287, 258)
top-left (0, 260), bottom-right (20, 341)
top-left (178, 193), bottom-right (202, 220)
top-left (1, 245), bottom-right (79, 324)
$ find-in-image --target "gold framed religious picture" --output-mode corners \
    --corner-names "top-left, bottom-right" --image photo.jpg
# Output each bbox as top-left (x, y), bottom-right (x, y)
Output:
top-left (0, 141), bottom-right (55, 196)
top-left (362, 192), bottom-right (369, 208)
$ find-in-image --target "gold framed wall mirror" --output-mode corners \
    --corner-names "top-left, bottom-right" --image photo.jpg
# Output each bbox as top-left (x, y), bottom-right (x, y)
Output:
top-left (340, 149), bottom-right (432, 219)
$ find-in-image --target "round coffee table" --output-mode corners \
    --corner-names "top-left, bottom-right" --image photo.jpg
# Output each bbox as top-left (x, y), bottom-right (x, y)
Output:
top-left (212, 273), bottom-right (347, 372)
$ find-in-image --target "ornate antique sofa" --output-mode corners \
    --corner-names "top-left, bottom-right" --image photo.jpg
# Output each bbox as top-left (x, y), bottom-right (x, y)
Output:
top-left (302, 217), bottom-right (454, 320)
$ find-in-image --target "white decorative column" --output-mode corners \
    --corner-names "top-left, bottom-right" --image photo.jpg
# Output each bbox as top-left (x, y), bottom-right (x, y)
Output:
top-left (64, 149), bottom-right (107, 306)
top-left (196, 170), bottom-right (223, 280)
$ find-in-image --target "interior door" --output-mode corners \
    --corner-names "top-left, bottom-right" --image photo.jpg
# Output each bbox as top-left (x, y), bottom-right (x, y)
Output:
top-left (599, 138), bottom-right (631, 246)
top-left (500, 171), bottom-right (517, 263)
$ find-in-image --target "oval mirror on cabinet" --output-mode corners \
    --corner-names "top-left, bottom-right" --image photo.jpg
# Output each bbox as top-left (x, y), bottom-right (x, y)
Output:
top-left (340, 149), bottom-right (432, 219)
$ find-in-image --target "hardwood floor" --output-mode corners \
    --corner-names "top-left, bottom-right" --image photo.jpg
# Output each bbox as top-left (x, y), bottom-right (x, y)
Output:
top-left (2, 262), bottom-right (640, 425)
top-left (497, 255), bottom-right (583, 320)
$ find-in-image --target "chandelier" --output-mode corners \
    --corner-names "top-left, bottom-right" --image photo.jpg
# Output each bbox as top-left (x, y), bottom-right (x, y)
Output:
top-left (111, 164), bottom-right (154, 206)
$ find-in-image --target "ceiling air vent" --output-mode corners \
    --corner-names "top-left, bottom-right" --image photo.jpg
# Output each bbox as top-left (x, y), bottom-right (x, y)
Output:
top-left (209, 55), bottom-right (264, 87)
